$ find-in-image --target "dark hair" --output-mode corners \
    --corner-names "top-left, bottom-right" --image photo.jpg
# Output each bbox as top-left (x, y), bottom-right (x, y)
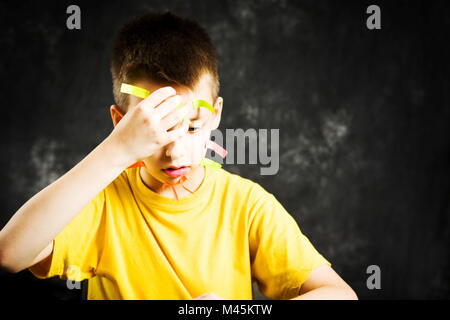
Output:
top-left (111, 11), bottom-right (220, 110)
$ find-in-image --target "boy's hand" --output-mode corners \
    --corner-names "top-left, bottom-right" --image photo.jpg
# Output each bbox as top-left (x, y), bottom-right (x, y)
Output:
top-left (192, 293), bottom-right (225, 300)
top-left (0, 87), bottom-right (190, 273)
top-left (107, 86), bottom-right (190, 167)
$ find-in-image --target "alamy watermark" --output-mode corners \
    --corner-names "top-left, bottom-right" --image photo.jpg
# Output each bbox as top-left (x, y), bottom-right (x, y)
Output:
top-left (207, 129), bottom-right (279, 176)
top-left (66, 5), bottom-right (81, 30)
top-left (366, 265), bottom-right (381, 290)
top-left (66, 265), bottom-right (81, 290)
top-left (67, 4), bottom-right (382, 31)
top-left (366, 5), bottom-right (381, 30)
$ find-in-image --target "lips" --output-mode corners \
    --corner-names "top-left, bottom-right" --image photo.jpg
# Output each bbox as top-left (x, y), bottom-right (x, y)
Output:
top-left (161, 166), bottom-right (190, 177)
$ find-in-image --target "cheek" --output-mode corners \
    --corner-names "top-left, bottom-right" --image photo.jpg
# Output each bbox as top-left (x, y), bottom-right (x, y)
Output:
top-left (187, 130), bottom-right (210, 165)
top-left (142, 154), bottom-right (161, 174)
top-left (146, 149), bottom-right (164, 163)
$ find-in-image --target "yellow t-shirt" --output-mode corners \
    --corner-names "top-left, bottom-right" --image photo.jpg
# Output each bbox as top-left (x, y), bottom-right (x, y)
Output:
top-left (29, 166), bottom-right (331, 300)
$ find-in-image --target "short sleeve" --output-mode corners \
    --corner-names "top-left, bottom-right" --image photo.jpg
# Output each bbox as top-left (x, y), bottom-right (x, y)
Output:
top-left (28, 189), bottom-right (106, 281)
top-left (248, 190), bottom-right (331, 300)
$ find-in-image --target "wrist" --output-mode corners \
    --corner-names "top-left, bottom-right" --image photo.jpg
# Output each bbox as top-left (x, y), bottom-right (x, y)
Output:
top-left (99, 135), bottom-right (135, 170)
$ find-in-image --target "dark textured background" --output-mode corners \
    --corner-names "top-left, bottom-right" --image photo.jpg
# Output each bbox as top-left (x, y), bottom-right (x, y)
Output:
top-left (0, 0), bottom-right (449, 300)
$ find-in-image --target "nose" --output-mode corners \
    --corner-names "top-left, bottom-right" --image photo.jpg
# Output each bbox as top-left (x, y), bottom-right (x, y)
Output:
top-left (165, 135), bottom-right (187, 161)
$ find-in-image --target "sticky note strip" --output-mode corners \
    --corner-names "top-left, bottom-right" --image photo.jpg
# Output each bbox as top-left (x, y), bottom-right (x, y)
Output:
top-left (120, 83), bottom-right (214, 115)
top-left (192, 99), bottom-right (215, 114)
top-left (200, 157), bottom-right (222, 169)
top-left (120, 83), bottom-right (150, 99)
top-left (206, 140), bottom-right (228, 158)
top-left (127, 161), bottom-right (145, 169)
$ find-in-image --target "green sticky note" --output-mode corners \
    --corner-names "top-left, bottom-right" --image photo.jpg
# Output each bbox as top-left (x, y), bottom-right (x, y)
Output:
top-left (192, 99), bottom-right (215, 114)
top-left (200, 158), bottom-right (222, 169)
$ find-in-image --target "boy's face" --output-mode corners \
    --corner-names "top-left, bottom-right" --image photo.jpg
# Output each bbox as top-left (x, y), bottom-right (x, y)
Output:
top-left (110, 73), bottom-right (223, 185)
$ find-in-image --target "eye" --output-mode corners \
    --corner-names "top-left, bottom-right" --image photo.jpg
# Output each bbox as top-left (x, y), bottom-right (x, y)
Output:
top-left (188, 127), bottom-right (200, 133)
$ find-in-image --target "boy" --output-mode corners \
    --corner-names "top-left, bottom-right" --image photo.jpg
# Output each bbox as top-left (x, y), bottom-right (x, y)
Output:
top-left (0, 12), bottom-right (357, 300)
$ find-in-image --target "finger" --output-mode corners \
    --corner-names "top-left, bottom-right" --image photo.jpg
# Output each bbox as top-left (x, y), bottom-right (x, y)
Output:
top-left (153, 95), bottom-right (186, 120)
top-left (139, 86), bottom-right (177, 111)
top-left (161, 105), bottom-right (190, 131)
top-left (164, 118), bottom-right (189, 143)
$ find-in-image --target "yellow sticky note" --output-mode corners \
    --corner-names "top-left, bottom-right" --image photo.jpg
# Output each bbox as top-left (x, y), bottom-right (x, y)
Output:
top-left (192, 99), bottom-right (215, 114)
top-left (120, 83), bottom-right (214, 115)
top-left (120, 83), bottom-right (150, 99)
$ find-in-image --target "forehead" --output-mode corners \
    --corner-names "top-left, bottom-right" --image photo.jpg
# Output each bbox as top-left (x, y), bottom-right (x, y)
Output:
top-left (127, 75), bottom-right (214, 121)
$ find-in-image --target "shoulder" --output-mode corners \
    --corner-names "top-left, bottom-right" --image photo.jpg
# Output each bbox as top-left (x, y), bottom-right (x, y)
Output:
top-left (212, 167), bottom-right (273, 206)
top-left (104, 167), bottom-right (136, 195)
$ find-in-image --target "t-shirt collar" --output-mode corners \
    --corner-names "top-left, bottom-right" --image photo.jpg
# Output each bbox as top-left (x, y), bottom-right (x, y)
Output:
top-left (127, 165), bottom-right (216, 211)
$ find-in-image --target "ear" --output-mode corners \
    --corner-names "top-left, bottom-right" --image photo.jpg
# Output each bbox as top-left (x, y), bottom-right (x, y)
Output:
top-left (110, 104), bottom-right (125, 127)
top-left (210, 97), bottom-right (223, 131)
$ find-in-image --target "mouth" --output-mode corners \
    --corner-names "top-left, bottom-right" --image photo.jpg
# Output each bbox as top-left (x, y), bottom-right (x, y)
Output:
top-left (161, 166), bottom-right (190, 177)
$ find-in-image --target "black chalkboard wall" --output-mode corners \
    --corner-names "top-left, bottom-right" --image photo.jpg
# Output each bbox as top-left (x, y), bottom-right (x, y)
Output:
top-left (0, 0), bottom-right (448, 300)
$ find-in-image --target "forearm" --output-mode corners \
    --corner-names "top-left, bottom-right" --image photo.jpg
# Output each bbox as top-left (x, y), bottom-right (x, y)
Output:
top-left (0, 135), bottom-right (130, 272)
top-left (291, 285), bottom-right (358, 300)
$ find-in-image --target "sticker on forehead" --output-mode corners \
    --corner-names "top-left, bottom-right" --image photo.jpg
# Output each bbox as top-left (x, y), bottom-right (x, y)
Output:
top-left (120, 83), bottom-right (215, 115)
top-left (192, 99), bottom-right (215, 114)
top-left (120, 83), bottom-right (151, 99)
